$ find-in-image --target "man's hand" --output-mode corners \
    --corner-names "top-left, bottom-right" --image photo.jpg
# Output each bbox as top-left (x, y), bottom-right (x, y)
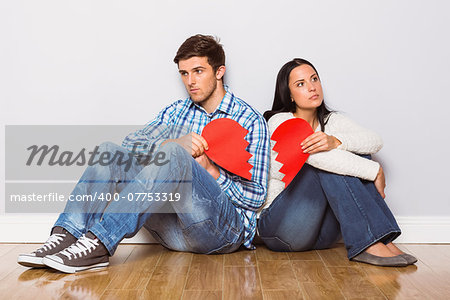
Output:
top-left (301, 132), bottom-right (342, 154)
top-left (374, 166), bottom-right (386, 199)
top-left (162, 132), bottom-right (209, 158)
top-left (195, 153), bottom-right (220, 179)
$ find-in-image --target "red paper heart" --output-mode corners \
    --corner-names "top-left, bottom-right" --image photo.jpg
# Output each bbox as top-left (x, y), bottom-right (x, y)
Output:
top-left (271, 118), bottom-right (314, 187)
top-left (202, 118), bottom-right (253, 180)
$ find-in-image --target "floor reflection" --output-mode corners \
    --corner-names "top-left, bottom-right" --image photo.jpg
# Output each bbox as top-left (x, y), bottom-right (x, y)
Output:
top-left (18, 267), bottom-right (111, 300)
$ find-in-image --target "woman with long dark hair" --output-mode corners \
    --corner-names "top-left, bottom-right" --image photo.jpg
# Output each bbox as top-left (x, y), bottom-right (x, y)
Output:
top-left (258, 58), bottom-right (416, 266)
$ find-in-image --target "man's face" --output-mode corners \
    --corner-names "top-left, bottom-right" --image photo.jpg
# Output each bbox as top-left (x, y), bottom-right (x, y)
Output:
top-left (178, 56), bottom-right (219, 104)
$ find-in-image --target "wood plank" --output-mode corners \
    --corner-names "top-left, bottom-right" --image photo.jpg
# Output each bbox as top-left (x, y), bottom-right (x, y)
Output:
top-left (1, 243), bottom-right (450, 300)
top-left (106, 244), bottom-right (163, 290)
top-left (0, 244), bottom-right (18, 257)
top-left (300, 282), bottom-right (345, 300)
top-left (288, 250), bottom-right (321, 261)
top-left (402, 244), bottom-right (450, 269)
top-left (0, 244), bottom-right (43, 281)
top-left (291, 260), bottom-right (333, 283)
top-left (223, 249), bottom-right (257, 266)
top-left (157, 250), bottom-right (193, 267)
top-left (401, 244), bottom-right (450, 296)
top-left (327, 266), bottom-right (385, 298)
top-left (60, 244), bottom-right (136, 299)
top-left (258, 260), bottom-right (298, 290)
top-left (145, 265), bottom-right (189, 300)
top-left (359, 263), bottom-right (427, 299)
top-left (185, 254), bottom-right (223, 291)
top-left (317, 245), bottom-right (355, 267)
top-left (223, 266), bottom-right (262, 300)
top-left (101, 289), bottom-right (152, 299)
top-left (0, 245), bottom-right (134, 300)
top-left (255, 245), bottom-right (289, 261)
top-left (392, 259), bottom-right (450, 299)
top-left (59, 268), bottom-right (113, 299)
top-left (263, 290), bottom-right (304, 300)
top-left (0, 267), bottom-right (56, 299)
top-left (182, 290), bottom-right (222, 300)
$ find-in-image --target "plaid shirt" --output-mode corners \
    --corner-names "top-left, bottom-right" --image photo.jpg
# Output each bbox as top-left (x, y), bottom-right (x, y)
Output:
top-left (122, 86), bottom-right (270, 249)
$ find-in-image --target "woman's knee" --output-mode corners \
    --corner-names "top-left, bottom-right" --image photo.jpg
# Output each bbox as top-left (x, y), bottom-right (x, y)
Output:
top-left (313, 230), bottom-right (341, 250)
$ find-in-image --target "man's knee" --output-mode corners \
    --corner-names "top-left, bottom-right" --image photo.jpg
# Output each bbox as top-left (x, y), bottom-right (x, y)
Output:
top-left (160, 141), bottom-right (186, 154)
top-left (97, 141), bottom-right (124, 153)
top-left (159, 142), bottom-right (190, 163)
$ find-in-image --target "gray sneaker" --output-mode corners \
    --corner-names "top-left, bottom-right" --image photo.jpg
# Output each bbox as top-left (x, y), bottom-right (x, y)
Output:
top-left (17, 226), bottom-right (77, 268)
top-left (43, 232), bottom-right (109, 273)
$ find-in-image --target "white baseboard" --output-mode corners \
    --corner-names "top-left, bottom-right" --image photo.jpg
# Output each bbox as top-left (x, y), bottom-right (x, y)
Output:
top-left (0, 214), bottom-right (157, 244)
top-left (0, 215), bottom-right (449, 244)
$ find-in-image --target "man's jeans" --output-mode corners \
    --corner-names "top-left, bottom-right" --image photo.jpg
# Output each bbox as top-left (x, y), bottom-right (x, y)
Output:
top-left (258, 162), bottom-right (401, 258)
top-left (54, 142), bottom-right (244, 255)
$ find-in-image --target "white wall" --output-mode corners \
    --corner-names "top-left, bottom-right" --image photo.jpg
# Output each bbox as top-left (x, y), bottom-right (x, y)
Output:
top-left (1, 0), bottom-right (449, 242)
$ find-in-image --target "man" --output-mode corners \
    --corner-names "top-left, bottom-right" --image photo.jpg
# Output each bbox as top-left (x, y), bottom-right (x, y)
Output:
top-left (17, 34), bottom-right (270, 273)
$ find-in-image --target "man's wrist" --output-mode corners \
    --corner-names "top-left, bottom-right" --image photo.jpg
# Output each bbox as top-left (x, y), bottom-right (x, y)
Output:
top-left (208, 164), bottom-right (220, 180)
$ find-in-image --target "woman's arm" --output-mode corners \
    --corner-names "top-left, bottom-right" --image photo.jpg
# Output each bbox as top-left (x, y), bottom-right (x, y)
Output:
top-left (307, 149), bottom-right (380, 181)
top-left (327, 113), bottom-right (383, 154)
top-left (268, 112), bottom-right (382, 182)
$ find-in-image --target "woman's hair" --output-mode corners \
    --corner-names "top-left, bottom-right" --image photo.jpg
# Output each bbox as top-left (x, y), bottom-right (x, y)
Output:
top-left (263, 58), bottom-right (333, 132)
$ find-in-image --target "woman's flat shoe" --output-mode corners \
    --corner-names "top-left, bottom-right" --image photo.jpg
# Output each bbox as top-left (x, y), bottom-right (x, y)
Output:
top-left (400, 253), bottom-right (417, 265)
top-left (351, 252), bottom-right (408, 267)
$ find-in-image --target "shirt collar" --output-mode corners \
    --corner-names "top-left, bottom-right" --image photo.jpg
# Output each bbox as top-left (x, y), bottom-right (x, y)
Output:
top-left (190, 85), bottom-right (235, 116)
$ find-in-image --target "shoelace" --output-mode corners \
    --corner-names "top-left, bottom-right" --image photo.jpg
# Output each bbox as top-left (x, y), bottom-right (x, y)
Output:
top-left (36, 233), bottom-right (66, 253)
top-left (60, 235), bottom-right (99, 260)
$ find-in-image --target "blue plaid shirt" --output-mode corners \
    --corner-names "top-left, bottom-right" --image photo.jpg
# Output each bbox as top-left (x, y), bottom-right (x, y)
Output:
top-left (122, 86), bottom-right (270, 249)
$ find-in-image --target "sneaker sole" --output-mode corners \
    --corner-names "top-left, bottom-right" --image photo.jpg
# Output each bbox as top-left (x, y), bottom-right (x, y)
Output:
top-left (17, 255), bottom-right (45, 268)
top-left (42, 256), bottom-right (109, 274)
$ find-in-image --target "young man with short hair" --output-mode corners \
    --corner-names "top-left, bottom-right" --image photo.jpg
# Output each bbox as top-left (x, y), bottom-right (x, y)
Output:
top-left (18, 34), bottom-right (270, 273)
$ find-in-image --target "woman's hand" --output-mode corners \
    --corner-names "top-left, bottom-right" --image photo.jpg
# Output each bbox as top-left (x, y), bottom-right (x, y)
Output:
top-left (301, 132), bottom-right (342, 154)
top-left (374, 166), bottom-right (386, 199)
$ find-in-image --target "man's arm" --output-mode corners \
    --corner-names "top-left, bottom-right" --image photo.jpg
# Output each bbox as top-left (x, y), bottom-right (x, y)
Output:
top-left (215, 116), bottom-right (270, 211)
top-left (122, 102), bottom-right (179, 154)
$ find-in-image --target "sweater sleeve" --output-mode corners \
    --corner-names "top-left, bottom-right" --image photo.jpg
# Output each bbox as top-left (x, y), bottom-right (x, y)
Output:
top-left (306, 149), bottom-right (380, 181)
top-left (327, 113), bottom-right (383, 154)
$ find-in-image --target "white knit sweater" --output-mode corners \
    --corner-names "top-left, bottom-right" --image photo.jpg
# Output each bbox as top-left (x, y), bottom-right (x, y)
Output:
top-left (260, 112), bottom-right (383, 213)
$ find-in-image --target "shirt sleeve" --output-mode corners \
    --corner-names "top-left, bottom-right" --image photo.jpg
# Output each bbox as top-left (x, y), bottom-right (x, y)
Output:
top-left (328, 113), bottom-right (384, 154)
top-left (121, 102), bottom-right (179, 155)
top-left (215, 115), bottom-right (270, 211)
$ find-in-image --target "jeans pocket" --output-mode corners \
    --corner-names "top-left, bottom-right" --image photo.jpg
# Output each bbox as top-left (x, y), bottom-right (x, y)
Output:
top-left (182, 219), bottom-right (240, 254)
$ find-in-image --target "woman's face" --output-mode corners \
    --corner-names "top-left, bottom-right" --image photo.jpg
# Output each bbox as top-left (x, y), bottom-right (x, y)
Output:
top-left (288, 64), bottom-right (324, 112)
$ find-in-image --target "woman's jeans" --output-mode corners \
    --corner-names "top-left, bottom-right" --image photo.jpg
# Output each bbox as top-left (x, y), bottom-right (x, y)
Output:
top-left (54, 142), bottom-right (244, 256)
top-left (258, 162), bottom-right (401, 258)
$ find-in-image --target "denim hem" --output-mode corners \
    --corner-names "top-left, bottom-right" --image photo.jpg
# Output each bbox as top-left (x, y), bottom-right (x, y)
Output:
top-left (348, 229), bottom-right (402, 259)
top-left (53, 221), bottom-right (84, 239)
top-left (88, 223), bottom-right (116, 256)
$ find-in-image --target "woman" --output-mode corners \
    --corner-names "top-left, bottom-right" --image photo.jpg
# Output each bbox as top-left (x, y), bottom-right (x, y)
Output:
top-left (258, 58), bottom-right (416, 266)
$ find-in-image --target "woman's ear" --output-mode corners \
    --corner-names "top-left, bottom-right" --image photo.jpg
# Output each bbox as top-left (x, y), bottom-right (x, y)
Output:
top-left (216, 65), bottom-right (226, 80)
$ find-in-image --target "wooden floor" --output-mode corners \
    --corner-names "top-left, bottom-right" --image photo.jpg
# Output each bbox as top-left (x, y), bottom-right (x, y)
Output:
top-left (0, 243), bottom-right (449, 299)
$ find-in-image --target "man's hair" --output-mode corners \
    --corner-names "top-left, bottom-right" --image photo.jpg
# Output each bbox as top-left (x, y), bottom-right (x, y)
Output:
top-left (174, 34), bottom-right (225, 71)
